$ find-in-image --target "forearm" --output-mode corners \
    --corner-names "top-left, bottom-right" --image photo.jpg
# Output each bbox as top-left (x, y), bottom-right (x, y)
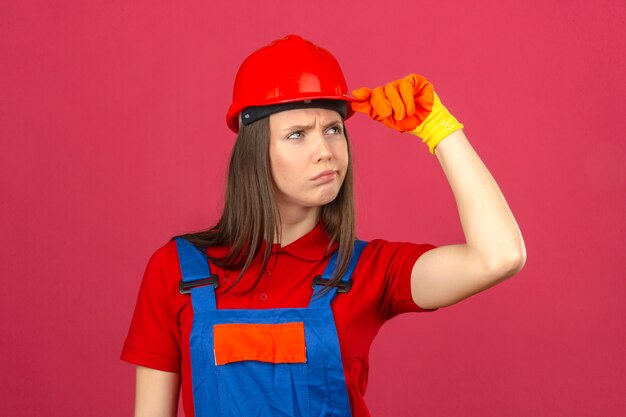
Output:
top-left (135, 366), bottom-right (180, 417)
top-left (433, 130), bottom-right (526, 274)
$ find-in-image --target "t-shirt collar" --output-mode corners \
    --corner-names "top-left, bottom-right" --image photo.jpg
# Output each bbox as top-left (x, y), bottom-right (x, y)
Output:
top-left (270, 221), bottom-right (337, 261)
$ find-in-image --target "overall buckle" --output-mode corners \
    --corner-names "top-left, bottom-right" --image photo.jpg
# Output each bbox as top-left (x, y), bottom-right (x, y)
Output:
top-left (179, 275), bottom-right (219, 294)
top-left (312, 276), bottom-right (352, 293)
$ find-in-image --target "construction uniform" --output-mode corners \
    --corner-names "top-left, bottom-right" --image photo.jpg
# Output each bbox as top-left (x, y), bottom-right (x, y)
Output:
top-left (122, 222), bottom-right (437, 416)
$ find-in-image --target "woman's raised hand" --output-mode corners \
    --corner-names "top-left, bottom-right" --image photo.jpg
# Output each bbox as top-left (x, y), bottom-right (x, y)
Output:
top-left (351, 74), bottom-right (463, 154)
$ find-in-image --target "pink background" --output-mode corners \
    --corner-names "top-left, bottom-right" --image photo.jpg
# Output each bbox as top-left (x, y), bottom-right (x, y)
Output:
top-left (2, 0), bottom-right (625, 416)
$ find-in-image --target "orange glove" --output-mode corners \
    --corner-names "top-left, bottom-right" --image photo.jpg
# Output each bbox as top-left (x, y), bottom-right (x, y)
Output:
top-left (351, 74), bottom-right (463, 154)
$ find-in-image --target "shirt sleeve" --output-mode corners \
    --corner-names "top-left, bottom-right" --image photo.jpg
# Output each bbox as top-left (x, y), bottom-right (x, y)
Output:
top-left (120, 241), bottom-right (182, 373)
top-left (364, 239), bottom-right (438, 321)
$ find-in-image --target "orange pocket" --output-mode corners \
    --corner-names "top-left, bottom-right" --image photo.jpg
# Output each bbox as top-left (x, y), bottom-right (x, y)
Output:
top-left (213, 322), bottom-right (306, 366)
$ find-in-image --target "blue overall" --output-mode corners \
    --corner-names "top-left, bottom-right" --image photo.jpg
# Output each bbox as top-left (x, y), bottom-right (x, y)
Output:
top-left (175, 238), bottom-right (367, 417)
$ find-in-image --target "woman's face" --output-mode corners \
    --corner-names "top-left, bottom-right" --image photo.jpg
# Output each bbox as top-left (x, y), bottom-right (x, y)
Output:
top-left (268, 107), bottom-right (348, 213)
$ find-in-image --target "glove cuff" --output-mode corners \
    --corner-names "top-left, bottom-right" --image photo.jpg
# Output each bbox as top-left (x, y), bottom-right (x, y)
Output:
top-left (409, 92), bottom-right (463, 154)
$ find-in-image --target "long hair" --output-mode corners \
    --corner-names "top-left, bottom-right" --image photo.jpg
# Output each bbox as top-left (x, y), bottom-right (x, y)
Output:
top-left (174, 116), bottom-right (356, 294)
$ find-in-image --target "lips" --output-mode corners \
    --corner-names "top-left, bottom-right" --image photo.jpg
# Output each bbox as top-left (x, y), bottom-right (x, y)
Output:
top-left (311, 169), bottom-right (338, 180)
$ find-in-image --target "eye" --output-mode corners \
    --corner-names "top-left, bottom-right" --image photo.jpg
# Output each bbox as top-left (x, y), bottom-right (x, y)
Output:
top-left (287, 130), bottom-right (303, 140)
top-left (326, 125), bottom-right (343, 135)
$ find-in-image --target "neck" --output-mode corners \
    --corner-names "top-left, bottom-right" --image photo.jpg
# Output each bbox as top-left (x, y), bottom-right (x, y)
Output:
top-left (275, 205), bottom-right (321, 246)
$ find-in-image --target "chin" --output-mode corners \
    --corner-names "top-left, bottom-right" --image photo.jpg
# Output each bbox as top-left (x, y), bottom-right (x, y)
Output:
top-left (316, 190), bottom-right (340, 206)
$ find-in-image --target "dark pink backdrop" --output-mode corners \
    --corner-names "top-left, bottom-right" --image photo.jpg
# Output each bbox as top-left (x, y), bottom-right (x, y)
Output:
top-left (2, 1), bottom-right (625, 416)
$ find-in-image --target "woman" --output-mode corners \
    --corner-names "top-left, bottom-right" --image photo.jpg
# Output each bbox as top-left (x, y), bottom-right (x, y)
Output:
top-left (121, 34), bottom-right (526, 417)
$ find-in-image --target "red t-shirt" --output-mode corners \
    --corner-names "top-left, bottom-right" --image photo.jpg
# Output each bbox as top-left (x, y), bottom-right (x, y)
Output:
top-left (121, 223), bottom-right (437, 417)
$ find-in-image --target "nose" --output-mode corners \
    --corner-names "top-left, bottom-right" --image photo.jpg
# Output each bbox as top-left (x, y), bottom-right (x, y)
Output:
top-left (315, 133), bottom-right (333, 163)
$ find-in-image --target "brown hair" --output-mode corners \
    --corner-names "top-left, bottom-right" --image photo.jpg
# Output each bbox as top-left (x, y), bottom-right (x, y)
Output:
top-left (174, 116), bottom-right (356, 294)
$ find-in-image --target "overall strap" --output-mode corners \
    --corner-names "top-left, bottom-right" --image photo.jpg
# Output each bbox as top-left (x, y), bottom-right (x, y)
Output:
top-left (308, 240), bottom-right (368, 309)
top-left (175, 237), bottom-right (217, 313)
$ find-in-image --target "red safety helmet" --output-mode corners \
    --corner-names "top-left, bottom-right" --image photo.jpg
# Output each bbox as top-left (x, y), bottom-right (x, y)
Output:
top-left (226, 34), bottom-right (354, 133)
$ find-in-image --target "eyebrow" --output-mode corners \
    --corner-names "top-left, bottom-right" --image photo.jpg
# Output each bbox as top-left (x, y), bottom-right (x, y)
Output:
top-left (282, 119), bottom-right (342, 132)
